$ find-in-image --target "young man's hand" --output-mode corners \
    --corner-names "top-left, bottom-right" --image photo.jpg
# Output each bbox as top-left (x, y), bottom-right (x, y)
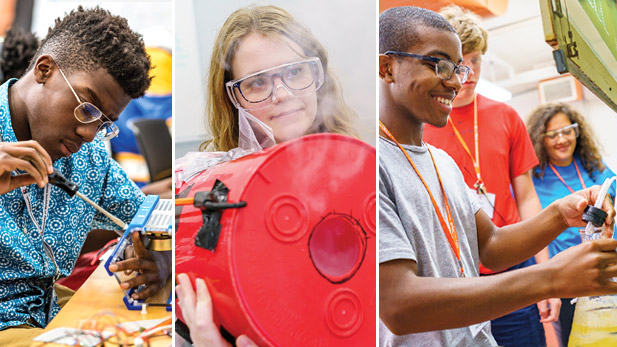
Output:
top-left (108, 231), bottom-right (172, 299)
top-left (0, 140), bottom-right (53, 194)
top-left (543, 238), bottom-right (617, 298)
top-left (557, 185), bottom-right (615, 230)
top-left (176, 273), bottom-right (259, 347)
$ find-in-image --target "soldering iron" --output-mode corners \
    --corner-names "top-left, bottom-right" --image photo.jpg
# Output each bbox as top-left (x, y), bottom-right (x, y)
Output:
top-left (48, 168), bottom-right (127, 230)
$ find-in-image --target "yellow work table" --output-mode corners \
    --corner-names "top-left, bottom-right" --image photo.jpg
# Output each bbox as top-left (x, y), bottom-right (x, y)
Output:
top-left (31, 262), bottom-right (172, 347)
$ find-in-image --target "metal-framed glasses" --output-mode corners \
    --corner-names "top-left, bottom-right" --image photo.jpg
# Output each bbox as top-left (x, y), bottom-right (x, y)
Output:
top-left (543, 123), bottom-right (579, 140)
top-left (55, 63), bottom-right (119, 140)
top-left (225, 57), bottom-right (324, 111)
top-left (384, 51), bottom-right (470, 84)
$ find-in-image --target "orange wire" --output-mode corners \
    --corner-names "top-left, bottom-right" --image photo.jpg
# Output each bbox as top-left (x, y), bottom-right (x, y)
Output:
top-left (175, 197), bottom-right (194, 206)
top-left (143, 317), bottom-right (172, 333)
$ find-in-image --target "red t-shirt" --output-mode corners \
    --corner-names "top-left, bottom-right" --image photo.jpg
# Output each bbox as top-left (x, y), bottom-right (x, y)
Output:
top-left (424, 95), bottom-right (538, 272)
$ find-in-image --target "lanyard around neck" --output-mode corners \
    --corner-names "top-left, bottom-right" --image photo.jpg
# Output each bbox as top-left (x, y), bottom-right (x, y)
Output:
top-left (448, 94), bottom-right (485, 193)
top-left (0, 133), bottom-right (51, 236)
top-left (2, 139), bottom-right (58, 284)
top-left (21, 184), bottom-right (51, 236)
top-left (380, 120), bottom-right (464, 276)
top-left (549, 161), bottom-right (586, 194)
top-left (21, 184), bottom-right (60, 286)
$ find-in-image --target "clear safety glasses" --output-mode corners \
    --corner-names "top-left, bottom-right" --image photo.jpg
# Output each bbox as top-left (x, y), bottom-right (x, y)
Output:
top-left (226, 57), bottom-right (324, 111)
top-left (55, 63), bottom-right (119, 140)
top-left (385, 50), bottom-right (471, 84)
top-left (544, 123), bottom-right (579, 141)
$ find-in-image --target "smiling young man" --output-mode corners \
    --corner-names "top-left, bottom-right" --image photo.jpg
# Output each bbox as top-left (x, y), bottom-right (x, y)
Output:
top-left (421, 6), bottom-right (556, 346)
top-left (0, 7), bottom-right (170, 345)
top-left (379, 6), bottom-right (617, 346)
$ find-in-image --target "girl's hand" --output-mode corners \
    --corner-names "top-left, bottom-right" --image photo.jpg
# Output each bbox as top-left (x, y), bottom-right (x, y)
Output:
top-left (176, 273), bottom-right (259, 347)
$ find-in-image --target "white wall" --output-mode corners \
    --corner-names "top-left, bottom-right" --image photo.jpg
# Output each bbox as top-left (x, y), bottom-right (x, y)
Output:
top-left (32, 1), bottom-right (172, 40)
top-left (174, 0), bottom-right (376, 157)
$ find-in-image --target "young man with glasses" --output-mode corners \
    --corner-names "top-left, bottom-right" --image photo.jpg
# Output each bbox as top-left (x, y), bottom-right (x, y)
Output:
top-left (421, 5), bottom-right (556, 346)
top-left (0, 6), bottom-right (170, 344)
top-left (379, 6), bottom-right (617, 346)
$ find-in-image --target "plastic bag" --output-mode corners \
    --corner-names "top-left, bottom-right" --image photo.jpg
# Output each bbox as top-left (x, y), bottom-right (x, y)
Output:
top-left (238, 108), bottom-right (276, 151)
top-left (175, 109), bottom-right (276, 186)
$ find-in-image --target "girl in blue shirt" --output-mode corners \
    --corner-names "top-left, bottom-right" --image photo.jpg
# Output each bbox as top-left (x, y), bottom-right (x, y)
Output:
top-left (527, 102), bottom-right (616, 346)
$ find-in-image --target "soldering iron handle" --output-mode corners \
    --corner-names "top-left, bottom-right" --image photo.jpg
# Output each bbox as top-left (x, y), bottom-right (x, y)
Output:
top-left (48, 168), bottom-right (79, 197)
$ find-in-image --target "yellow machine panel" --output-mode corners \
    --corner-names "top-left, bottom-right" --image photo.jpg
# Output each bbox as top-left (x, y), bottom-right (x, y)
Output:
top-left (539, 0), bottom-right (617, 112)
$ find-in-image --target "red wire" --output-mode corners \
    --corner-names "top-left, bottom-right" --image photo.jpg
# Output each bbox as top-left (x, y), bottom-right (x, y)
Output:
top-left (90, 239), bottom-right (119, 266)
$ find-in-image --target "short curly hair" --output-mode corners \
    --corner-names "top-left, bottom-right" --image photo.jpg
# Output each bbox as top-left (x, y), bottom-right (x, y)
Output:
top-left (379, 6), bottom-right (456, 54)
top-left (526, 103), bottom-right (604, 179)
top-left (28, 6), bottom-right (151, 98)
top-left (1, 27), bottom-right (39, 83)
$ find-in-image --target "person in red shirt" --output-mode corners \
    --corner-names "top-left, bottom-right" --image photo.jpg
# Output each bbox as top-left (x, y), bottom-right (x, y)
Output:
top-left (422, 5), bottom-right (560, 347)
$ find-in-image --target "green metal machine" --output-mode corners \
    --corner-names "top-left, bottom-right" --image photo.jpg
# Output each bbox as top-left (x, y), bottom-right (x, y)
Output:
top-left (539, 0), bottom-right (617, 112)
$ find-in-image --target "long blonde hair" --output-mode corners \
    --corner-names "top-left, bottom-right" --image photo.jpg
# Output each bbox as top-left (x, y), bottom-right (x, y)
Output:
top-left (200, 5), bottom-right (358, 151)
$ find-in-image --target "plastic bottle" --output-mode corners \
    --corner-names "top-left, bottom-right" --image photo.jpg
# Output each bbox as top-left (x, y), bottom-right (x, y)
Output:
top-left (569, 178), bottom-right (617, 346)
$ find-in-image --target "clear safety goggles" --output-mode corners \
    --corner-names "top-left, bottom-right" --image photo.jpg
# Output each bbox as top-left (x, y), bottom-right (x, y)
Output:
top-left (226, 57), bottom-right (324, 111)
top-left (544, 123), bottom-right (579, 141)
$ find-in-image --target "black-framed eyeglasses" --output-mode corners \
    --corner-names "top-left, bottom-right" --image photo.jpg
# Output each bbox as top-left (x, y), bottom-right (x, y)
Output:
top-left (544, 123), bottom-right (579, 140)
top-left (225, 57), bottom-right (324, 111)
top-left (54, 60), bottom-right (119, 140)
top-left (384, 50), bottom-right (470, 84)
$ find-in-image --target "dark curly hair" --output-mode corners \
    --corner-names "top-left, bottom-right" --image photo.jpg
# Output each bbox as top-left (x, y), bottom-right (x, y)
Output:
top-left (1, 27), bottom-right (39, 83)
top-left (526, 103), bottom-right (604, 179)
top-left (379, 6), bottom-right (456, 54)
top-left (28, 6), bottom-right (151, 98)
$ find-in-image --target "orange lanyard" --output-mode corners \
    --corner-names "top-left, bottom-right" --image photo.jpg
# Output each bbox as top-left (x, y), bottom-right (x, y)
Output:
top-left (549, 161), bottom-right (586, 194)
top-left (449, 94), bottom-right (485, 193)
top-left (379, 120), bottom-right (464, 276)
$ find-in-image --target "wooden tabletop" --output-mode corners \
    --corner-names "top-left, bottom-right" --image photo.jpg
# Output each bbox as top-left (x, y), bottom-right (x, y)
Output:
top-left (31, 263), bottom-right (172, 347)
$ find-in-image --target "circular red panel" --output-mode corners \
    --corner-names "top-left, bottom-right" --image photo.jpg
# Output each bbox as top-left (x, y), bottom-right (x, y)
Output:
top-left (325, 288), bottom-right (363, 337)
top-left (309, 214), bottom-right (365, 283)
top-left (363, 193), bottom-right (376, 235)
top-left (265, 195), bottom-right (308, 243)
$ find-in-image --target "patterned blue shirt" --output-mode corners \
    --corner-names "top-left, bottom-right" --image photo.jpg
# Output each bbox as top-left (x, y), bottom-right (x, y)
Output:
top-left (0, 79), bottom-right (145, 329)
